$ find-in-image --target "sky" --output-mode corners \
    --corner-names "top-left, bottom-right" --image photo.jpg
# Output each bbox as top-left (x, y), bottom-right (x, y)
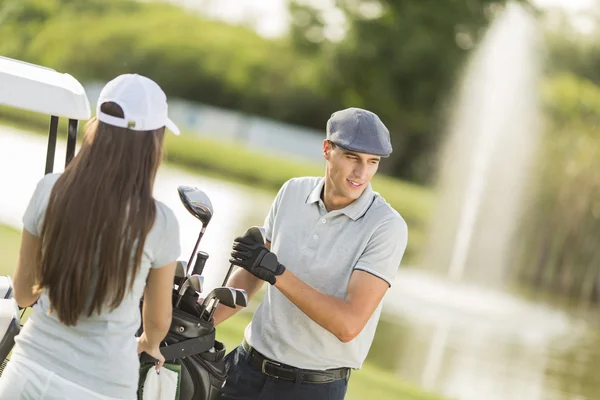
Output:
top-left (162, 0), bottom-right (597, 38)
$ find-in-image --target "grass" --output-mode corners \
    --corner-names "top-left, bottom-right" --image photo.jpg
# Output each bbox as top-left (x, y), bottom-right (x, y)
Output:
top-left (0, 105), bottom-right (433, 263)
top-left (0, 224), bottom-right (447, 400)
top-left (0, 224), bottom-right (20, 276)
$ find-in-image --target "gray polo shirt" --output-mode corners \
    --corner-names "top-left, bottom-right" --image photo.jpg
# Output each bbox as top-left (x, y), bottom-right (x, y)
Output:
top-left (13, 173), bottom-right (180, 399)
top-left (245, 176), bottom-right (408, 370)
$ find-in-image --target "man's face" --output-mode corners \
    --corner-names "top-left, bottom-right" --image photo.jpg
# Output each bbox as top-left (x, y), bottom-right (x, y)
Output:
top-left (323, 140), bottom-right (380, 204)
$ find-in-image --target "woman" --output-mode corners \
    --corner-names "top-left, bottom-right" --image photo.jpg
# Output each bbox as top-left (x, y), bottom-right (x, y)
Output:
top-left (0, 73), bottom-right (182, 399)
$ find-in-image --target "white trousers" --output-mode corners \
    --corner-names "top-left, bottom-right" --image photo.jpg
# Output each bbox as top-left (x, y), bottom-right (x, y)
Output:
top-left (0, 354), bottom-right (133, 400)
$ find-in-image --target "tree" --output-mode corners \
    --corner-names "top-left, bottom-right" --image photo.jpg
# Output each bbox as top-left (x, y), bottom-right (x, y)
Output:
top-left (289, 0), bottom-right (532, 182)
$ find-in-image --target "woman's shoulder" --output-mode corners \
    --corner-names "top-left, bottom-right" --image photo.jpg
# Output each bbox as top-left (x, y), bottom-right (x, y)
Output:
top-left (153, 200), bottom-right (180, 232)
top-left (147, 200), bottom-right (181, 263)
top-left (41, 172), bottom-right (62, 183)
top-left (27, 172), bottom-right (61, 204)
top-left (35, 172), bottom-right (61, 193)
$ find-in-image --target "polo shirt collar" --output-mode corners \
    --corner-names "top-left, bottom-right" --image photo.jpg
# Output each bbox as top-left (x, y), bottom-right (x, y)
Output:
top-left (305, 177), bottom-right (375, 221)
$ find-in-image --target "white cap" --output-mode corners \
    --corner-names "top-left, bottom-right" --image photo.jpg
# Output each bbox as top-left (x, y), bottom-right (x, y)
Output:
top-left (96, 73), bottom-right (180, 135)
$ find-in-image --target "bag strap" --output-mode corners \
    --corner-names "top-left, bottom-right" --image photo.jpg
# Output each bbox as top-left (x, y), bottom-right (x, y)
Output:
top-left (140, 329), bottom-right (216, 364)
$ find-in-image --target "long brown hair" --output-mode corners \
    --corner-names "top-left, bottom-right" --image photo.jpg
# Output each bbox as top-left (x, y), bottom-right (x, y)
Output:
top-left (34, 102), bottom-right (165, 326)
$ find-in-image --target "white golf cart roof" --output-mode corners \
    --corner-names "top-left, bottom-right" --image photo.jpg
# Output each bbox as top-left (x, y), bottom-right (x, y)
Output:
top-left (0, 56), bottom-right (91, 120)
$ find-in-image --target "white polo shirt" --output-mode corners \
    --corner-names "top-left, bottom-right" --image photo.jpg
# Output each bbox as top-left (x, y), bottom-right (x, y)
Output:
top-left (244, 176), bottom-right (408, 370)
top-left (14, 173), bottom-right (181, 398)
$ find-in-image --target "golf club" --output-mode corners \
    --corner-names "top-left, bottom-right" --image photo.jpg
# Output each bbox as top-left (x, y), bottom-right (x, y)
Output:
top-left (222, 226), bottom-right (266, 286)
top-left (174, 274), bottom-right (205, 308)
top-left (188, 274), bottom-right (204, 294)
top-left (191, 251), bottom-right (209, 276)
top-left (233, 289), bottom-right (248, 308)
top-left (200, 287), bottom-right (237, 321)
top-left (174, 260), bottom-right (187, 289)
top-left (178, 185), bottom-right (214, 276)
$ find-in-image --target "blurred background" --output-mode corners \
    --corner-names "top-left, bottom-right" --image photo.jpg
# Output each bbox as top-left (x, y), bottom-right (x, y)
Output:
top-left (1, 0), bottom-right (600, 399)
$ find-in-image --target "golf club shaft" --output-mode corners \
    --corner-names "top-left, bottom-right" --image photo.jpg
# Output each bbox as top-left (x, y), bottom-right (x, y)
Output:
top-left (221, 263), bottom-right (235, 287)
top-left (186, 226), bottom-right (206, 276)
top-left (174, 283), bottom-right (188, 308)
top-left (207, 299), bottom-right (221, 321)
top-left (199, 298), bottom-right (216, 320)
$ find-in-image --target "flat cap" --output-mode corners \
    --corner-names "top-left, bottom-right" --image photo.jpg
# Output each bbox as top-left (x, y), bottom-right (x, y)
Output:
top-left (326, 107), bottom-right (392, 157)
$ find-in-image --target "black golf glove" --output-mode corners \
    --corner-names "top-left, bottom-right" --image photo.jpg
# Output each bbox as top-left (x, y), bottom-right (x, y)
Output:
top-left (229, 236), bottom-right (285, 285)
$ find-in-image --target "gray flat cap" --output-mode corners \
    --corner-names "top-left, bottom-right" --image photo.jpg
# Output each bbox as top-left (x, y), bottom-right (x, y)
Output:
top-left (326, 107), bottom-right (392, 157)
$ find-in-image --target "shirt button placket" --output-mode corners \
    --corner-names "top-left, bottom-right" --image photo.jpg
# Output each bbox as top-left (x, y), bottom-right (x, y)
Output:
top-left (313, 217), bottom-right (326, 241)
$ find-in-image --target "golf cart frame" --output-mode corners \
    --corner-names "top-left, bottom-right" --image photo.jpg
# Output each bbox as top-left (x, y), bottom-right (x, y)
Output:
top-left (0, 55), bottom-right (92, 371)
top-left (0, 55), bottom-right (92, 174)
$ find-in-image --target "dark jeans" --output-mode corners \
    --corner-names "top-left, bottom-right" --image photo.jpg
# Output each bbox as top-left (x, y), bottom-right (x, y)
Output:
top-left (220, 344), bottom-right (349, 400)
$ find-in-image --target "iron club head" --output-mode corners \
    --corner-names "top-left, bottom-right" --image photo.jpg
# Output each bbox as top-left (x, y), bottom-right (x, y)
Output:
top-left (202, 287), bottom-right (237, 309)
top-left (174, 260), bottom-right (187, 288)
top-left (234, 289), bottom-right (248, 308)
top-left (188, 274), bottom-right (204, 294)
top-left (201, 287), bottom-right (238, 321)
top-left (174, 274), bottom-right (204, 308)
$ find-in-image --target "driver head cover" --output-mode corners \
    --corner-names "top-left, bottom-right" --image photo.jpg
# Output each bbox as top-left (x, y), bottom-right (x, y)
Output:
top-left (96, 73), bottom-right (180, 135)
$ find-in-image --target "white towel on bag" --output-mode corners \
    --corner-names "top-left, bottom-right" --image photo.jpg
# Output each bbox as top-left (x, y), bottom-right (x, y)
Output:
top-left (142, 367), bottom-right (179, 400)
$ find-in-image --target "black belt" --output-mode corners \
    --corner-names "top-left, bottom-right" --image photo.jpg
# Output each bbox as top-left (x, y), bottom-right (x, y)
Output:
top-left (242, 339), bottom-right (350, 384)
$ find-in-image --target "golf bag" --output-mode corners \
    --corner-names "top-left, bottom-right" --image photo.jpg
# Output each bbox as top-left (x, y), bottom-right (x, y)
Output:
top-left (137, 289), bottom-right (228, 400)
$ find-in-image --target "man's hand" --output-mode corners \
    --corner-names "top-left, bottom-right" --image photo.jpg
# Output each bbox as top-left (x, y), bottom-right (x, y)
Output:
top-left (229, 236), bottom-right (285, 285)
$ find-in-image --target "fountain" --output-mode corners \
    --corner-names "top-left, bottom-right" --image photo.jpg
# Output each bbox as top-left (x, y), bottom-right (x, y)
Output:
top-left (421, 2), bottom-right (543, 286)
top-left (382, 3), bottom-right (591, 399)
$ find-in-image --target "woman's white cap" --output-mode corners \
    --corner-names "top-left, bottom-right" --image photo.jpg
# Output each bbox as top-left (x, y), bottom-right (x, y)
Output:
top-left (96, 73), bottom-right (180, 135)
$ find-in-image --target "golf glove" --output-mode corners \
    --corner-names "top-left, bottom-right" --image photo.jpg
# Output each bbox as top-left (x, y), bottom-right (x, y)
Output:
top-left (229, 236), bottom-right (285, 285)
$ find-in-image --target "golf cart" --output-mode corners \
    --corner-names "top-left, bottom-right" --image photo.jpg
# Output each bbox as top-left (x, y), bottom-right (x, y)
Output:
top-left (0, 55), bottom-right (91, 374)
top-left (0, 56), bottom-right (261, 399)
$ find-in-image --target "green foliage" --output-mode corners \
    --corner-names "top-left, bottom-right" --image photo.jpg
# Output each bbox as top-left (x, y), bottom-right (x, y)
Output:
top-left (0, 0), bottom-right (520, 184)
top-left (0, 0), bottom-right (335, 129)
top-left (542, 9), bottom-right (600, 87)
top-left (291, 0), bottom-right (530, 182)
top-left (541, 73), bottom-right (600, 128)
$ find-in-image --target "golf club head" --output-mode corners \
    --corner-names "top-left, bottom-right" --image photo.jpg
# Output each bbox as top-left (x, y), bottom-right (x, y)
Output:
top-left (203, 287), bottom-right (237, 309)
top-left (177, 185), bottom-right (213, 226)
top-left (174, 261), bottom-right (187, 287)
top-left (177, 278), bottom-right (191, 298)
top-left (241, 226), bottom-right (266, 245)
top-left (234, 289), bottom-right (248, 307)
top-left (188, 274), bottom-right (204, 294)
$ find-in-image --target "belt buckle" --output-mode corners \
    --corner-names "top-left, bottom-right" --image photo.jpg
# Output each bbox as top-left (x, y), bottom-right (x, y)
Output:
top-left (261, 359), bottom-right (282, 378)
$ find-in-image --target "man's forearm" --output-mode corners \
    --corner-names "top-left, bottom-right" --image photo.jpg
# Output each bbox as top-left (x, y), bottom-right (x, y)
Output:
top-left (212, 268), bottom-right (264, 326)
top-left (274, 269), bottom-right (359, 343)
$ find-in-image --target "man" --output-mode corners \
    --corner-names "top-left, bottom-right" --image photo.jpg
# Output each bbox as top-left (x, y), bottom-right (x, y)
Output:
top-left (216, 107), bottom-right (408, 400)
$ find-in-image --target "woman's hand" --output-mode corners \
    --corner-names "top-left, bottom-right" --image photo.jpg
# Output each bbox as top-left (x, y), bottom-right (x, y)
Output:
top-left (137, 333), bottom-right (165, 371)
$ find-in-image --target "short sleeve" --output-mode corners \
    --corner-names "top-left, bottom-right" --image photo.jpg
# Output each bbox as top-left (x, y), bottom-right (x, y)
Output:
top-left (22, 174), bottom-right (57, 237)
top-left (151, 203), bottom-right (181, 268)
top-left (353, 216), bottom-right (408, 287)
top-left (263, 179), bottom-right (290, 242)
